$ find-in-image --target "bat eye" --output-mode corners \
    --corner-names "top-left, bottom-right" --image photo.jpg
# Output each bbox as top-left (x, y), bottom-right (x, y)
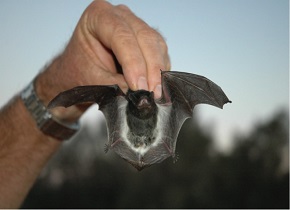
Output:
top-left (128, 94), bottom-right (138, 103)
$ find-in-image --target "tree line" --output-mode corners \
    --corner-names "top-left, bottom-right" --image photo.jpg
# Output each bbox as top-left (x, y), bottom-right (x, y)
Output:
top-left (22, 109), bottom-right (289, 208)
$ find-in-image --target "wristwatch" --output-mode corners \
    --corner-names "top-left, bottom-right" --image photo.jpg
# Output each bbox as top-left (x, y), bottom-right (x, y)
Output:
top-left (21, 79), bottom-right (80, 140)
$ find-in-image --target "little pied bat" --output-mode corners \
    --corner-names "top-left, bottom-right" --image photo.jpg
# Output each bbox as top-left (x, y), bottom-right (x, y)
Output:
top-left (48, 71), bottom-right (231, 170)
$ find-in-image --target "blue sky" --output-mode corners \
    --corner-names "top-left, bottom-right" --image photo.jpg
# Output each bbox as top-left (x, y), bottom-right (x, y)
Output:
top-left (0, 0), bottom-right (288, 151)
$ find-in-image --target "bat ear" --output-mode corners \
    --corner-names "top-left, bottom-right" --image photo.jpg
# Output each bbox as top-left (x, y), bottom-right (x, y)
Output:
top-left (127, 92), bottom-right (137, 104)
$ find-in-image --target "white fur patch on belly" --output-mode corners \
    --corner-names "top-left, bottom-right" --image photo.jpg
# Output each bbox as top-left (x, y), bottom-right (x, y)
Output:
top-left (119, 103), bottom-right (172, 156)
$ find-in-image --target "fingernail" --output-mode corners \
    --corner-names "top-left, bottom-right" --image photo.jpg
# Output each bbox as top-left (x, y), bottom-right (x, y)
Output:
top-left (137, 76), bottom-right (148, 90)
top-left (154, 84), bottom-right (162, 99)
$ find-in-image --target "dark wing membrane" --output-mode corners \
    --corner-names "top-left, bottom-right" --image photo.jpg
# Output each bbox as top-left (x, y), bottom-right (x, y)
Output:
top-left (160, 71), bottom-right (231, 117)
top-left (111, 141), bottom-right (172, 171)
top-left (142, 143), bottom-right (173, 165)
top-left (47, 85), bottom-right (125, 110)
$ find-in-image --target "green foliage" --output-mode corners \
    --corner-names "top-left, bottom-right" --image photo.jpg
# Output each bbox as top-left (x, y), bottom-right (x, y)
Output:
top-left (22, 110), bottom-right (289, 208)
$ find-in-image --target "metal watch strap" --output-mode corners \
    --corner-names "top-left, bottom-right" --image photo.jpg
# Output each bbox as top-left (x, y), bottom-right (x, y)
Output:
top-left (21, 79), bottom-right (79, 140)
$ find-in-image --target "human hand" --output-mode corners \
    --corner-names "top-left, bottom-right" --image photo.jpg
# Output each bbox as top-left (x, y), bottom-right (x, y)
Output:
top-left (36, 0), bottom-right (170, 120)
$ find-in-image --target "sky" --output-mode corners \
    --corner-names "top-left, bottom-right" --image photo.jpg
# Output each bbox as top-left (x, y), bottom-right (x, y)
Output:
top-left (0, 0), bottom-right (288, 152)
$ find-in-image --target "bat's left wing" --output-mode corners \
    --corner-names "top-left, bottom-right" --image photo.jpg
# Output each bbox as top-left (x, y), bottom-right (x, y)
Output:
top-left (155, 71), bottom-right (231, 159)
top-left (48, 85), bottom-right (125, 110)
top-left (48, 85), bottom-right (129, 158)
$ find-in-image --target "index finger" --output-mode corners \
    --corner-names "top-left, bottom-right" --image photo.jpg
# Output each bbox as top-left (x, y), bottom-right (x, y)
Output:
top-left (85, 1), bottom-right (148, 91)
top-left (118, 5), bottom-right (171, 97)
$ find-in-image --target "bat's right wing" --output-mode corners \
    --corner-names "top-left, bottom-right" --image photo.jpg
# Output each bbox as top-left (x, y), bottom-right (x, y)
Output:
top-left (47, 85), bottom-right (125, 110)
top-left (154, 71), bottom-right (231, 159)
top-left (160, 71), bottom-right (231, 119)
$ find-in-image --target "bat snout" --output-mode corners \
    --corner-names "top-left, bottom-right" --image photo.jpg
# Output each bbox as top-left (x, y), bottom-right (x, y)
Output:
top-left (137, 97), bottom-right (152, 109)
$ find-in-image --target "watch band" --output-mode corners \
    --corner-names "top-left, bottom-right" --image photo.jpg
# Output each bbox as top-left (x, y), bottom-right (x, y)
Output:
top-left (21, 78), bottom-right (80, 140)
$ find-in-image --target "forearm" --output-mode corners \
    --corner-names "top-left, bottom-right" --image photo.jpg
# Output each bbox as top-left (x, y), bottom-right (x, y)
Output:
top-left (0, 44), bottom-right (90, 208)
top-left (0, 50), bottom-right (89, 207)
top-left (0, 20), bottom-right (99, 208)
top-left (0, 96), bottom-right (60, 208)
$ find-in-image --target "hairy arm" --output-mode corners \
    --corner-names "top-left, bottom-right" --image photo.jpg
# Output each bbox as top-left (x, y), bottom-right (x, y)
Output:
top-left (0, 87), bottom-right (60, 208)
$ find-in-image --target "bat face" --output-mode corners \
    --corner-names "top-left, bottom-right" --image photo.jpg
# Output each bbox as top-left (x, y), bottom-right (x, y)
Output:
top-left (48, 71), bottom-right (231, 171)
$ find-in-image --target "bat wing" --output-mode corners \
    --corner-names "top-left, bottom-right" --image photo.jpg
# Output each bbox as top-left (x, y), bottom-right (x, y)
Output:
top-left (159, 71), bottom-right (231, 114)
top-left (153, 71), bottom-right (231, 160)
top-left (110, 134), bottom-right (174, 171)
top-left (48, 85), bottom-right (129, 161)
top-left (47, 85), bottom-right (125, 110)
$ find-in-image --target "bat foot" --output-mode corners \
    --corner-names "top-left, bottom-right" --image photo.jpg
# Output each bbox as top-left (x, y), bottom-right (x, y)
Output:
top-left (172, 153), bottom-right (179, 163)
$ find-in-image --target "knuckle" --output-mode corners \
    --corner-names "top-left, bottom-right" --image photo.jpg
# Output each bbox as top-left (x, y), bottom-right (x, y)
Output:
top-left (136, 28), bottom-right (158, 40)
top-left (113, 25), bottom-right (134, 43)
top-left (137, 28), bottom-right (168, 51)
top-left (115, 4), bottom-right (131, 12)
top-left (159, 37), bottom-right (168, 53)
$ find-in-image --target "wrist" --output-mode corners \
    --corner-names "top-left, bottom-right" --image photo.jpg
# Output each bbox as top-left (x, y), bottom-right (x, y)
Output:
top-left (21, 79), bottom-right (80, 141)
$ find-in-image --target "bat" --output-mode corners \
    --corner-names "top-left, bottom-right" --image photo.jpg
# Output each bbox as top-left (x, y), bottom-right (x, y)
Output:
top-left (48, 71), bottom-right (231, 170)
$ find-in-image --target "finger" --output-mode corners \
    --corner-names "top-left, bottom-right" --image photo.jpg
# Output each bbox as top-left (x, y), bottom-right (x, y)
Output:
top-left (85, 1), bottom-right (148, 91)
top-left (116, 5), bottom-right (171, 98)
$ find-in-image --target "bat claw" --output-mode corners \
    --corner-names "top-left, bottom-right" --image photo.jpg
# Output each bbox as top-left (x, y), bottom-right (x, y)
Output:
top-left (172, 153), bottom-right (179, 163)
top-left (104, 144), bottom-right (109, 153)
